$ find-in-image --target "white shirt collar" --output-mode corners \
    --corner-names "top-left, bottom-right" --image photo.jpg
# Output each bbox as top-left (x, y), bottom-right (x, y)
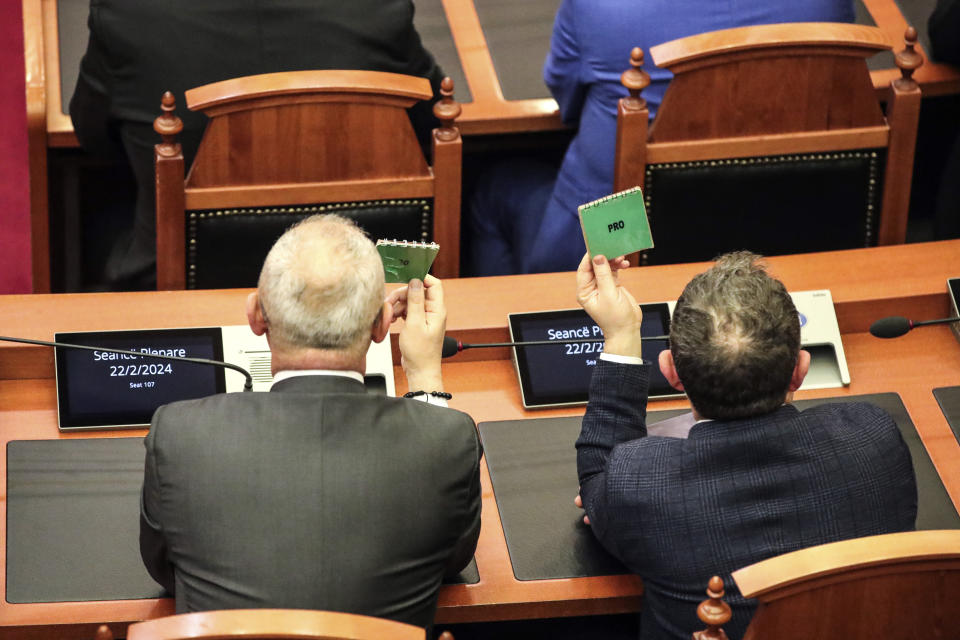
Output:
top-left (272, 369), bottom-right (365, 384)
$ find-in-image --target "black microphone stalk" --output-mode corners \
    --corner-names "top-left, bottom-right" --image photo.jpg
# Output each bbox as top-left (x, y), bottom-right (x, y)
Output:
top-left (0, 334), bottom-right (254, 391)
top-left (442, 334), bottom-right (669, 358)
top-left (869, 316), bottom-right (960, 339)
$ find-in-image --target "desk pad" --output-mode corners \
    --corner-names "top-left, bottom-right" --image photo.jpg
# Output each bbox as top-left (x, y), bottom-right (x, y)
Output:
top-left (473, 0), bottom-right (558, 101)
top-left (478, 392), bottom-right (958, 582)
top-left (6, 438), bottom-right (477, 604)
top-left (477, 408), bottom-right (688, 581)
top-left (933, 386), bottom-right (960, 444)
top-left (56, 0), bottom-right (471, 116)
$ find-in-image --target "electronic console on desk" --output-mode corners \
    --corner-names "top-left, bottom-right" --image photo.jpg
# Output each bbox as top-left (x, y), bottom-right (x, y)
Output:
top-left (508, 290), bottom-right (849, 410)
top-left (53, 326), bottom-right (395, 431)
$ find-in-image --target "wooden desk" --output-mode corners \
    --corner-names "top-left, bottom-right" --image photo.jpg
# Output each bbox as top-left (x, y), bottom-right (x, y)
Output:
top-left (2, 241), bottom-right (960, 638)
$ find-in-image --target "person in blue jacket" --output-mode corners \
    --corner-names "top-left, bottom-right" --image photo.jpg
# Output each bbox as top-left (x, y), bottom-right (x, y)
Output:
top-left (466, 0), bottom-right (855, 276)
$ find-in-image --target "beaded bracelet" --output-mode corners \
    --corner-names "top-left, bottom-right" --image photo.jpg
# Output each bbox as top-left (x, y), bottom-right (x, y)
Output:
top-left (403, 390), bottom-right (453, 400)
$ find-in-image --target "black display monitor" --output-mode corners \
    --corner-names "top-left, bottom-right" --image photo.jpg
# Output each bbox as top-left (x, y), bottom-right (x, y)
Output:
top-left (508, 304), bottom-right (678, 408)
top-left (54, 327), bottom-right (226, 430)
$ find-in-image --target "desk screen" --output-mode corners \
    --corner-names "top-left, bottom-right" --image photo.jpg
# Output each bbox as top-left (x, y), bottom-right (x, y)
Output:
top-left (55, 328), bottom-right (225, 430)
top-left (509, 304), bottom-right (677, 408)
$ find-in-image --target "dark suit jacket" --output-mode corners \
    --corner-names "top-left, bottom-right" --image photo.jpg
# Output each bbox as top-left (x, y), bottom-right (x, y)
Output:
top-left (140, 375), bottom-right (481, 628)
top-left (70, 0), bottom-right (443, 286)
top-left (577, 360), bottom-right (917, 640)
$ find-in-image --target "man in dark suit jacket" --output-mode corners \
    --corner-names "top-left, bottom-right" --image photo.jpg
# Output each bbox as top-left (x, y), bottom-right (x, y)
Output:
top-left (140, 215), bottom-right (480, 628)
top-left (71, 0), bottom-right (444, 289)
top-left (574, 252), bottom-right (917, 640)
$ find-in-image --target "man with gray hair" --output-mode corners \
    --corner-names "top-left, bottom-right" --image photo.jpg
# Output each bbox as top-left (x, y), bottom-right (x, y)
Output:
top-left (574, 251), bottom-right (916, 640)
top-left (140, 215), bottom-right (480, 628)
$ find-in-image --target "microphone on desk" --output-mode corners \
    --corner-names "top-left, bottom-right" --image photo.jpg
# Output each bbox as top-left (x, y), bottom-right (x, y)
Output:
top-left (869, 316), bottom-right (960, 339)
top-left (0, 334), bottom-right (254, 391)
top-left (441, 335), bottom-right (669, 358)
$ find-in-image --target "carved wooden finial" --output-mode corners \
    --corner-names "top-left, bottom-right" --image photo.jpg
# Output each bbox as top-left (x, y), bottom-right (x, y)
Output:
top-left (895, 26), bottom-right (923, 85)
top-left (154, 91), bottom-right (184, 157)
top-left (692, 576), bottom-right (731, 640)
top-left (94, 625), bottom-right (114, 640)
top-left (433, 77), bottom-right (461, 142)
top-left (621, 47), bottom-right (650, 111)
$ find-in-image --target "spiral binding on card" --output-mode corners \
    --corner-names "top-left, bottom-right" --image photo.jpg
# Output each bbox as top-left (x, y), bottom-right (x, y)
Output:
top-left (578, 186), bottom-right (643, 212)
top-left (375, 239), bottom-right (440, 249)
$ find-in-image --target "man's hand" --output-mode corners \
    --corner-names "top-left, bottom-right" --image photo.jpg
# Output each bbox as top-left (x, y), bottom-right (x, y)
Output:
top-left (388, 275), bottom-right (446, 392)
top-left (576, 253), bottom-right (643, 358)
top-left (575, 493), bottom-right (591, 526)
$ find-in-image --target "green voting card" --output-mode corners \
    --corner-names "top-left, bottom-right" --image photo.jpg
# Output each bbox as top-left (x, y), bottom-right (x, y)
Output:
top-left (578, 186), bottom-right (654, 260)
top-left (376, 239), bottom-right (440, 283)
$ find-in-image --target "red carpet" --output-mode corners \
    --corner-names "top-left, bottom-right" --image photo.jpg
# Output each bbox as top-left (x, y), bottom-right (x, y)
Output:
top-left (0, 1), bottom-right (33, 293)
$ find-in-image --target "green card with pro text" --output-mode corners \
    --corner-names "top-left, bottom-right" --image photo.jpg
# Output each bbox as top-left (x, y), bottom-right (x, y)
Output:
top-left (578, 186), bottom-right (654, 260)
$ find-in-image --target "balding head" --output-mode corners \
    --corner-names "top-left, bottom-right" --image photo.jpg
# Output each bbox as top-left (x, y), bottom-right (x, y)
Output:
top-left (256, 215), bottom-right (385, 358)
top-left (668, 251), bottom-right (801, 420)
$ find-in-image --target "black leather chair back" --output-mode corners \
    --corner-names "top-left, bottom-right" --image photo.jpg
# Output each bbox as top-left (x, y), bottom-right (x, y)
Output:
top-left (638, 150), bottom-right (883, 265)
top-left (187, 199), bottom-right (432, 289)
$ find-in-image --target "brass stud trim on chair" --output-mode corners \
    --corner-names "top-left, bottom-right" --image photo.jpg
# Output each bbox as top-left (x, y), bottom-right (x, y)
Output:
top-left (641, 150), bottom-right (882, 264)
top-left (185, 200), bottom-right (434, 289)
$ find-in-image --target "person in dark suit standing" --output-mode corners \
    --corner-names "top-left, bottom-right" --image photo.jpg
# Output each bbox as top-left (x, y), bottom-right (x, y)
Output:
top-left (139, 214), bottom-right (480, 628)
top-left (71, 0), bottom-right (444, 290)
top-left (574, 251), bottom-right (917, 640)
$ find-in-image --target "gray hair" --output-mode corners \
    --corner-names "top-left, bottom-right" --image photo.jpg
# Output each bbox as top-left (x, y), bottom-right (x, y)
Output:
top-left (670, 251), bottom-right (801, 420)
top-left (257, 215), bottom-right (384, 352)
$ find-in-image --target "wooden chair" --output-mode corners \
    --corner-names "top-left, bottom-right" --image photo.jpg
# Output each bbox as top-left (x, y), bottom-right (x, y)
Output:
top-left (615, 23), bottom-right (923, 266)
top-left (123, 609), bottom-right (426, 640)
top-left (153, 70), bottom-right (462, 290)
top-left (691, 530), bottom-right (960, 639)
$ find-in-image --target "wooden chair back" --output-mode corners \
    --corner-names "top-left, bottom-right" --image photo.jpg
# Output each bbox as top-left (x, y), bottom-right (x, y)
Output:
top-left (691, 530), bottom-right (960, 639)
top-left (615, 23), bottom-right (923, 265)
top-left (125, 609), bottom-right (425, 640)
top-left (154, 70), bottom-right (462, 289)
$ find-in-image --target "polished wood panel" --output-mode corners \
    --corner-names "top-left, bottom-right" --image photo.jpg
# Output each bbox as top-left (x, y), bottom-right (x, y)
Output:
top-left (649, 24), bottom-right (888, 140)
top-left (185, 71), bottom-right (433, 113)
top-left (183, 72), bottom-right (430, 187)
top-left (154, 71), bottom-right (462, 285)
top-left (616, 23), bottom-right (921, 253)
top-left (126, 610), bottom-right (425, 640)
top-left (1, 242), bottom-right (960, 637)
top-left (733, 531), bottom-right (960, 639)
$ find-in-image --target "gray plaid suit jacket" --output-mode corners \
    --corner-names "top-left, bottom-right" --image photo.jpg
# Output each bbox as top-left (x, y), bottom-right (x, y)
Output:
top-left (577, 360), bottom-right (917, 640)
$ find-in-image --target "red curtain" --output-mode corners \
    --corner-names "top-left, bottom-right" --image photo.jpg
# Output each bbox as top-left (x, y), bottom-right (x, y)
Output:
top-left (0, 1), bottom-right (33, 293)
